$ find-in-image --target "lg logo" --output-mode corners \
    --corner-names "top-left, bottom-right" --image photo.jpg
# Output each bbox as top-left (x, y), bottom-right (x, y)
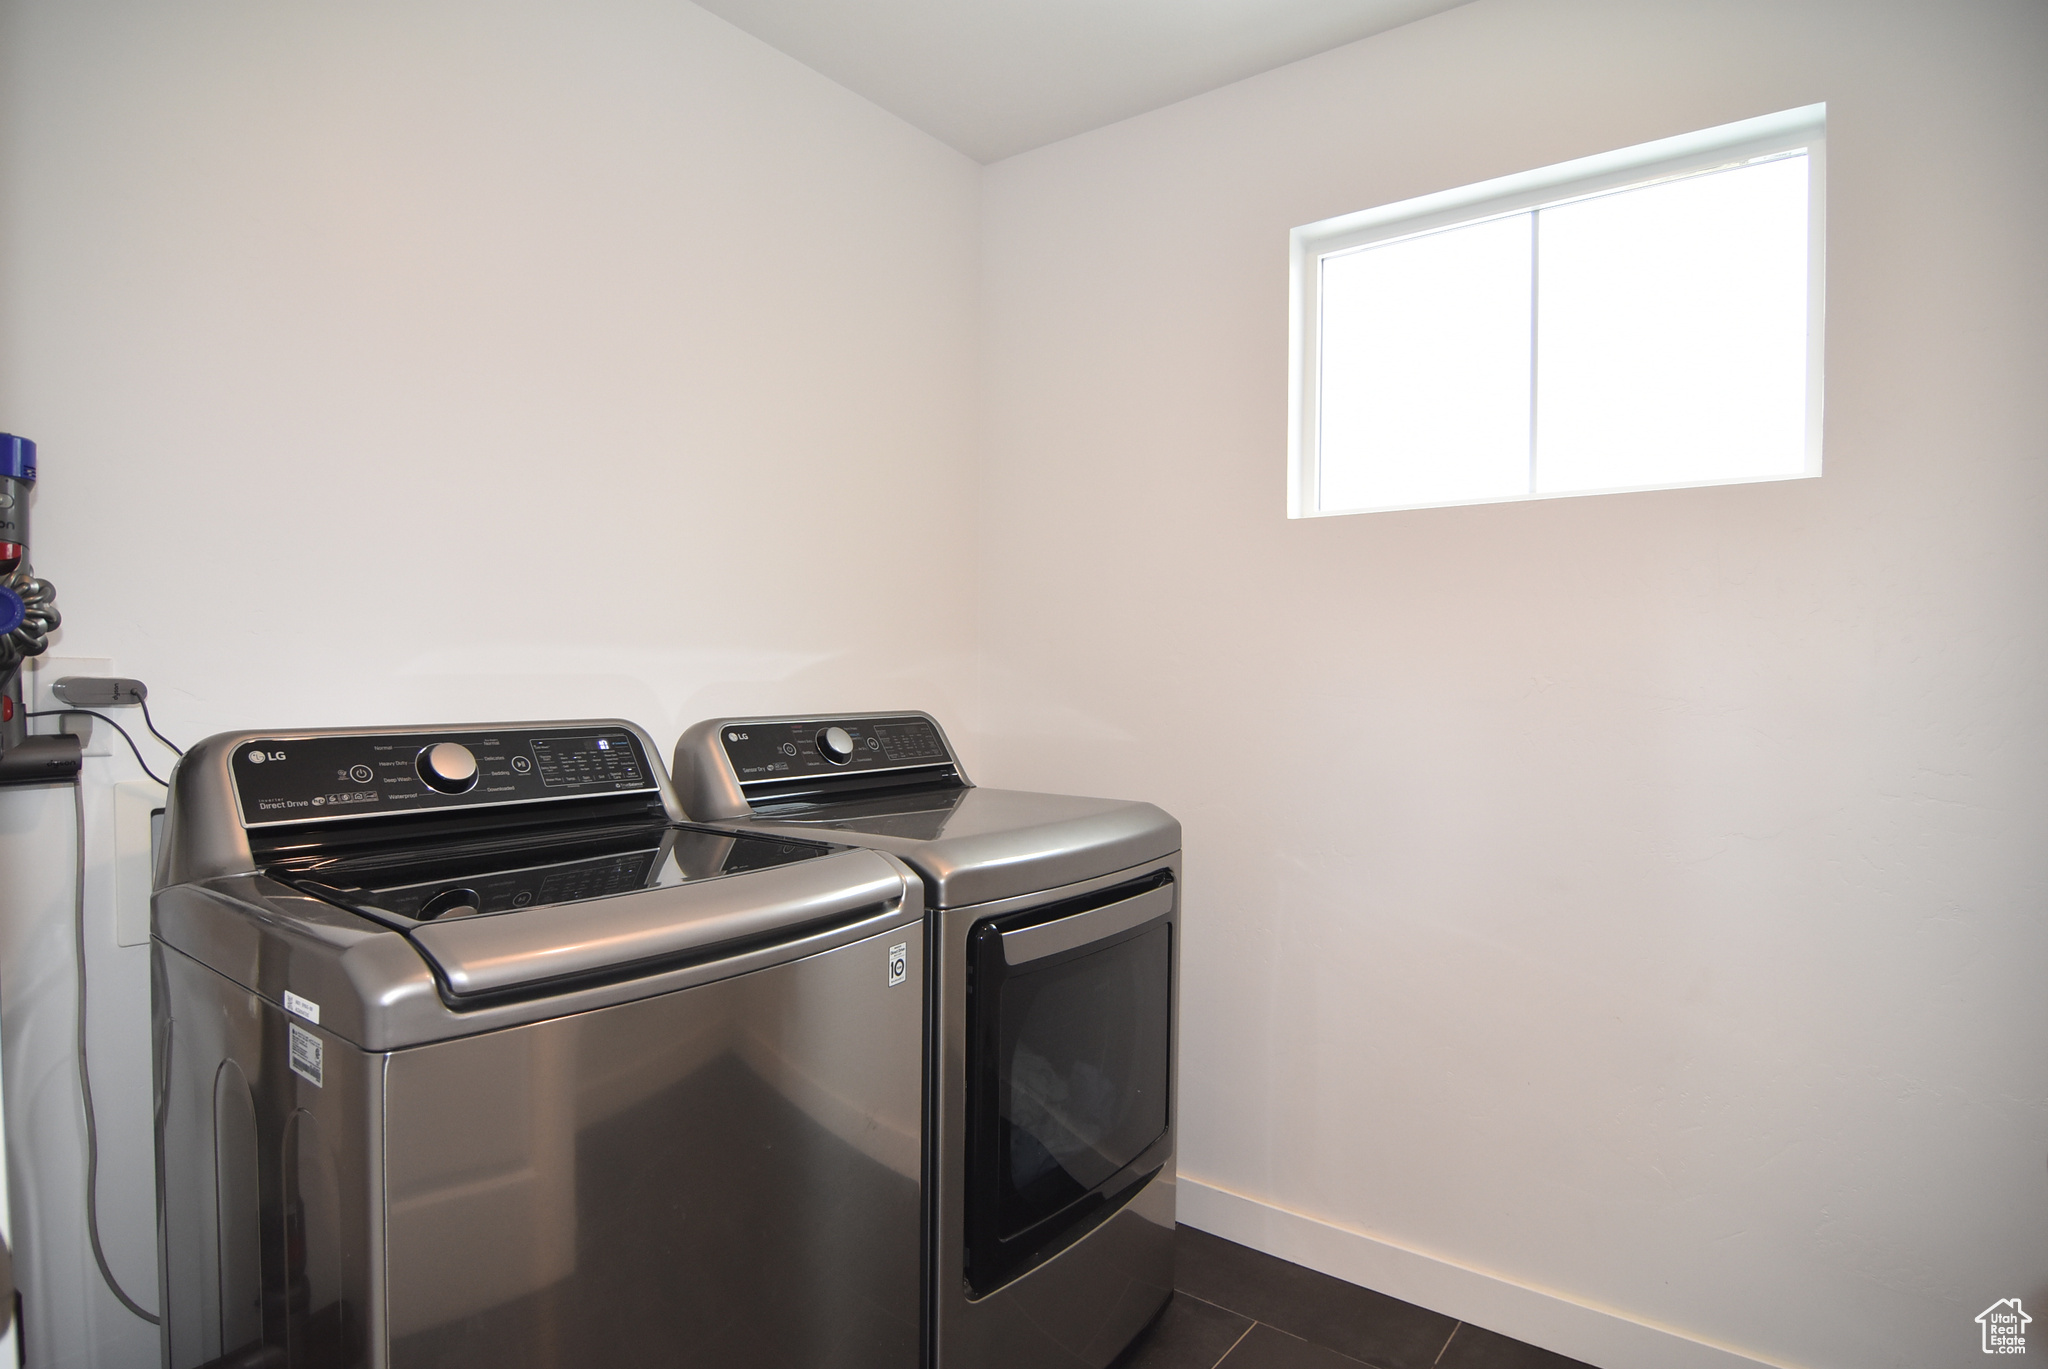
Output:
top-left (246, 749), bottom-right (287, 764)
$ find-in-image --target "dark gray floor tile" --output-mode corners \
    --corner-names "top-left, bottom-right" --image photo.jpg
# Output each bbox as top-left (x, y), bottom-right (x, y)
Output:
top-left (1174, 1227), bottom-right (1458, 1369)
top-left (1217, 1323), bottom-right (1371, 1368)
top-left (1111, 1292), bottom-right (1257, 1369)
top-left (1433, 1322), bottom-right (1596, 1369)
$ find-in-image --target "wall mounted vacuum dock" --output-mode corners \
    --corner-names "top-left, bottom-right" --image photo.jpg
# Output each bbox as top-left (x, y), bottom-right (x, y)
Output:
top-left (674, 710), bottom-right (1183, 1369)
top-left (153, 720), bottom-right (927, 1369)
top-left (0, 432), bottom-right (80, 786)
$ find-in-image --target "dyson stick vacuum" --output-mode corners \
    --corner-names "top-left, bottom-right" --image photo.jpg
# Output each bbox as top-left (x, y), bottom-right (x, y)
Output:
top-left (1, 433), bottom-right (81, 785)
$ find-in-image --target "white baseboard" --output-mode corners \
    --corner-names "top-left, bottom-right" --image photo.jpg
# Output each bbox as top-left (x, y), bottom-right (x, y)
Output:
top-left (1175, 1175), bottom-right (1799, 1369)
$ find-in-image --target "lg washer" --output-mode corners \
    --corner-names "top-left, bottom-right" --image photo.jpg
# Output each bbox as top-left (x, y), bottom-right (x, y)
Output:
top-left (154, 719), bottom-right (926, 1369)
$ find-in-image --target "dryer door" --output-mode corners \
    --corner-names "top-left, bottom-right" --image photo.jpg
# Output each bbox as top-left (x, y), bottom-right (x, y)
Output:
top-left (963, 878), bottom-right (1174, 1297)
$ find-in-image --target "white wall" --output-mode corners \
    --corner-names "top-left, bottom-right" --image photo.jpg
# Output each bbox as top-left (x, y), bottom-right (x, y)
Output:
top-left (975, 2), bottom-right (2048, 1368)
top-left (8, 1), bottom-right (2047, 1367)
top-left (0, 1), bottom-right (978, 1363)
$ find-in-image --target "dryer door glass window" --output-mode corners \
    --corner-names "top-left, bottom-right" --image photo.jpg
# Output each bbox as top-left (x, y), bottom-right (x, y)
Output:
top-left (965, 884), bottom-right (1172, 1295)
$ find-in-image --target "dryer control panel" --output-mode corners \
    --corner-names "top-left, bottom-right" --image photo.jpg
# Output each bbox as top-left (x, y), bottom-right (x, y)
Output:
top-left (718, 715), bottom-right (952, 785)
top-left (672, 711), bottom-right (967, 820)
top-left (231, 725), bottom-right (655, 827)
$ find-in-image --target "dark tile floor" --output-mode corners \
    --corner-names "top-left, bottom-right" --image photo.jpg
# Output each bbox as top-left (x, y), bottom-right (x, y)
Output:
top-left (1111, 1227), bottom-right (1596, 1369)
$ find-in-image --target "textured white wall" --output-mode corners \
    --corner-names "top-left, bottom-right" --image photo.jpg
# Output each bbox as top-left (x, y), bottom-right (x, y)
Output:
top-left (975, 1), bottom-right (2048, 1367)
top-left (0, 1), bottom-right (978, 1363)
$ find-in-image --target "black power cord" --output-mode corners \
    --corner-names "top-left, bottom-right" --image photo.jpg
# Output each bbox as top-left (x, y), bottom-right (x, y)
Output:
top-left (138, 696), bottom-right (183, 757)
top-left (69, 779), bottom-right (160, 1326)
top-left (26, 710), bottom-right (168, 787)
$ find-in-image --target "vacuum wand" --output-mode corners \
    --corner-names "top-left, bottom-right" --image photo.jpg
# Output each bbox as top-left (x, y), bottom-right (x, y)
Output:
top-left (1, 432), bottom-right (82, 785)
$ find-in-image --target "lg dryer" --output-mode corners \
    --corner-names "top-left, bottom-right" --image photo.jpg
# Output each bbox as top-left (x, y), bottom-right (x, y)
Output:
top-left (153, 720), bottom-right (925, 1369)
top-left (672, 712), bottom-right (1181, 1369)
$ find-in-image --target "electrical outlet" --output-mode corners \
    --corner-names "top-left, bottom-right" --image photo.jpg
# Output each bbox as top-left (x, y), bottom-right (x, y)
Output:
top-left (27, 656), bottom-right (114, 756)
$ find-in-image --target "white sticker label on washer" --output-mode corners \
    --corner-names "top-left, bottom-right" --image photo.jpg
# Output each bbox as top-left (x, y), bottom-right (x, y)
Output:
top-left (888, 942), bottom-right (908, 986)
top-left (289, 1023), bottom-right (324, 1088)
top-left (283, 990), bottom-right (320, 1024)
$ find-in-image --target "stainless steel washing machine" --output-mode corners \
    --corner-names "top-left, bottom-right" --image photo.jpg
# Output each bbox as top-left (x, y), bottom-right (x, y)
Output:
top-left (153, 720), bottom-right (926, 1369)
top-left (672, 712), bottom-right (1181, 1369)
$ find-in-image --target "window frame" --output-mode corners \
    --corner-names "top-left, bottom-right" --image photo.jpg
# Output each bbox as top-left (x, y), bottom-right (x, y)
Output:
top-left (1288, 104), bottom-right (1828, 518)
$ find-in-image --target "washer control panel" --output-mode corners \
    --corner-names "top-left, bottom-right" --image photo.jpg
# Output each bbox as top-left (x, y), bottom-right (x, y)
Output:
top-left (719, 715), bottom-right (953, 788)
top-left (231, 725), bottom-right (653, 827)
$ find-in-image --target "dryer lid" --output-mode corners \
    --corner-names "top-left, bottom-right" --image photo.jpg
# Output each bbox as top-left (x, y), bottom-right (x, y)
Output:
top-left (724, 786), bottom-right (1180, 909)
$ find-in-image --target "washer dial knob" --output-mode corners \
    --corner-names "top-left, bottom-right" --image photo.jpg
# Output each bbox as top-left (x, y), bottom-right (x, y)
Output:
top-left (417, 742), bottom-right (480, 793)
top-left (818, 726), bottom-right (856, 764)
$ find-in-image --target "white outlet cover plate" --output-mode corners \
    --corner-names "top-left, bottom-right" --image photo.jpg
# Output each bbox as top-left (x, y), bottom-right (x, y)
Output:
top-left (27, 656), bottom-right (115, 755)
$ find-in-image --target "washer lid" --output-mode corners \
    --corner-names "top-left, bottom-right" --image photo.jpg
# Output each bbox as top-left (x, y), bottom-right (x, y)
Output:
top-left (269, 822), bottom-right (895, 1002)
top-left (157, 842), bottom-right (918, 1049)
top-left (400, 842), bottom-right (909, 1001)
top-left (274, 821), bottom-right (836, 928)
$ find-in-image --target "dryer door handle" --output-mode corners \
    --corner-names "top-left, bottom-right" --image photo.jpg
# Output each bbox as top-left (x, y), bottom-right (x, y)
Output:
top-left (1000, 883), bottom-right (1173, 966)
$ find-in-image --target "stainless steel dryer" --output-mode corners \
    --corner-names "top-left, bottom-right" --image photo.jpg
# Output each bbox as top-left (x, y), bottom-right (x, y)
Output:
top-left (672, 712), bottom-right (1181, 1369)
top-left (153, 720), bottom-right (925, 1369)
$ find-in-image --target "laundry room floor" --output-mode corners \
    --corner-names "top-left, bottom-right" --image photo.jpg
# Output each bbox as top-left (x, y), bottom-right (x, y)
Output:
top-left (1113, 1227), bottom-right (1596, 1369)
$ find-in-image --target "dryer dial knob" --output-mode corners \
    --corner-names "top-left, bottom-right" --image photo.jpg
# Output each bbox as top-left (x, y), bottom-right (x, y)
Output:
top-left (417, 742), bottom-right (480, 793)
top-left (818, 726), bottom-right (855, 764)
